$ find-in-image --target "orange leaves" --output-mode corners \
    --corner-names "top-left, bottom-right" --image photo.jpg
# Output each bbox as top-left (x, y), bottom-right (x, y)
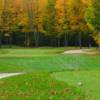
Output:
top-left (0, 0), bottom-right (93, 37)
top-left (81, 0), bottom-right (92, 6)
top-left (67, 0), bottom-right (89, 32)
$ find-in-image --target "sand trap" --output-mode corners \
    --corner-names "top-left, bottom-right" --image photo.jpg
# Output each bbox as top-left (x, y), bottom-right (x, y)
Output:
top-left (0, 73), bottom-right (24, 79)
top-left (63, 49), bottom-right (98, 54)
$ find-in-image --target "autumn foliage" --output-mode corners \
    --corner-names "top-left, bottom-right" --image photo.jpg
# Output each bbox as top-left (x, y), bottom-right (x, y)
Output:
top-left (0, 0), bottom-right (100, 47)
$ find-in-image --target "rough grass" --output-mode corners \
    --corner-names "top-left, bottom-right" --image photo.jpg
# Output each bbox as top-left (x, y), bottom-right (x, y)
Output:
top-left (0, 72), bottom-right (85, 100)
top-left (52, 70), bottom-right (100, 100)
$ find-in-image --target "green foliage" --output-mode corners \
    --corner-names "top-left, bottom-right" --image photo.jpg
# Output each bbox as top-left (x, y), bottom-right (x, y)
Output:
top-left (43, 0), bottom-right (57, 37)
top-left (86, 0), bottom-right (100, 45)
top-left (86, 0), bottom-right (100, 31)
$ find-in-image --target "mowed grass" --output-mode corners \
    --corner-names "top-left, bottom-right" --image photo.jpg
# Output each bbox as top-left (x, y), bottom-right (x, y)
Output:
top-left (52, 70), bottom-right (100, 100)
top-left (0, 47), bottom-right (100, 100)
top-left (0, 53), bottom-right (100, 72)
top-left (0, 72), bottom-right (85, 100)
top-left (0, 47), bottom-right (72, 56)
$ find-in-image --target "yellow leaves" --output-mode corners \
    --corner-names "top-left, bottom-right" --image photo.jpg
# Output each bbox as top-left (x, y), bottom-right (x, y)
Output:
top-left (97, 40), bottom-right (100, 46)
top-left (0, 0), bottom-right (3, 10)
top-left (67, 0), bottom-right (89, 32)
top-left (81, 0), bottom-right (92, 6)
top-left (87, 23), bottom-right (95, 31)
top-left (67, 0), bottom-right (75, 7)
top-left (0, 0), bottom-right (93, 36)
top-left (17, 14), bottom-right (27, 27)
top-left (70, 25), bottom-right (79, 31)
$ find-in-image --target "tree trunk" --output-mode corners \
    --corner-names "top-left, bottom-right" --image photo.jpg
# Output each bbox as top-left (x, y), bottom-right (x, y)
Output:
top-left (6, 37), bottom-right (9, 47)
top-left (0, 34), bottom-right (2, 48)
top-left (88, 43), bottom-right (92, 49)
top-left (9, 36), bottom-right (12, 48)
top-left (24, 0), bottom-right (39, 47)
top-left (25, 32), bottom-right (27, 47)
top-left (88, 35), bottom-right (92, 48)
top-left (0, 39), bottom-right (2, 48)
top-left (57, 37), bottom-right (60, 47)
top-left (33, 31), bottom-right (39, 47)
top-left (64, 33), bottom-right (68, 46)
top-left (78, 33), bottom-right (82, 49)
top-left (50, 37), bottom-right (53, 47)
top-left (35, 32), bottom-right (39, 47)
top-left (25, 32), bottom-right (30, 47)
top-left (88, 40), bottom-right (92, 48)
top-left (50, 37), bottom-right (56, 47)
top-left (27, 32), bottom-right (30, 47)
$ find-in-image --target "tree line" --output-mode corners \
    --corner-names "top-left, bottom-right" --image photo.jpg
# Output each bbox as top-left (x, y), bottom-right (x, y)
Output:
top-left (0, 0), bottom-right (100, 48)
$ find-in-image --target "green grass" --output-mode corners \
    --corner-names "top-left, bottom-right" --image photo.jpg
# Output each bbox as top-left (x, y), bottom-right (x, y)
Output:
top-left (0, 47), bottom-right (92, 56)
top-left (0, 47), bottom-right (100, 100)
top-left (0, 47), bottom-right (69, 56)
top-left (52, 70), bottom-right (100, 100)
top-left (0, 54), bottom-right (100, 72)
top-left (0, 72), bottom-right (85, 100)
